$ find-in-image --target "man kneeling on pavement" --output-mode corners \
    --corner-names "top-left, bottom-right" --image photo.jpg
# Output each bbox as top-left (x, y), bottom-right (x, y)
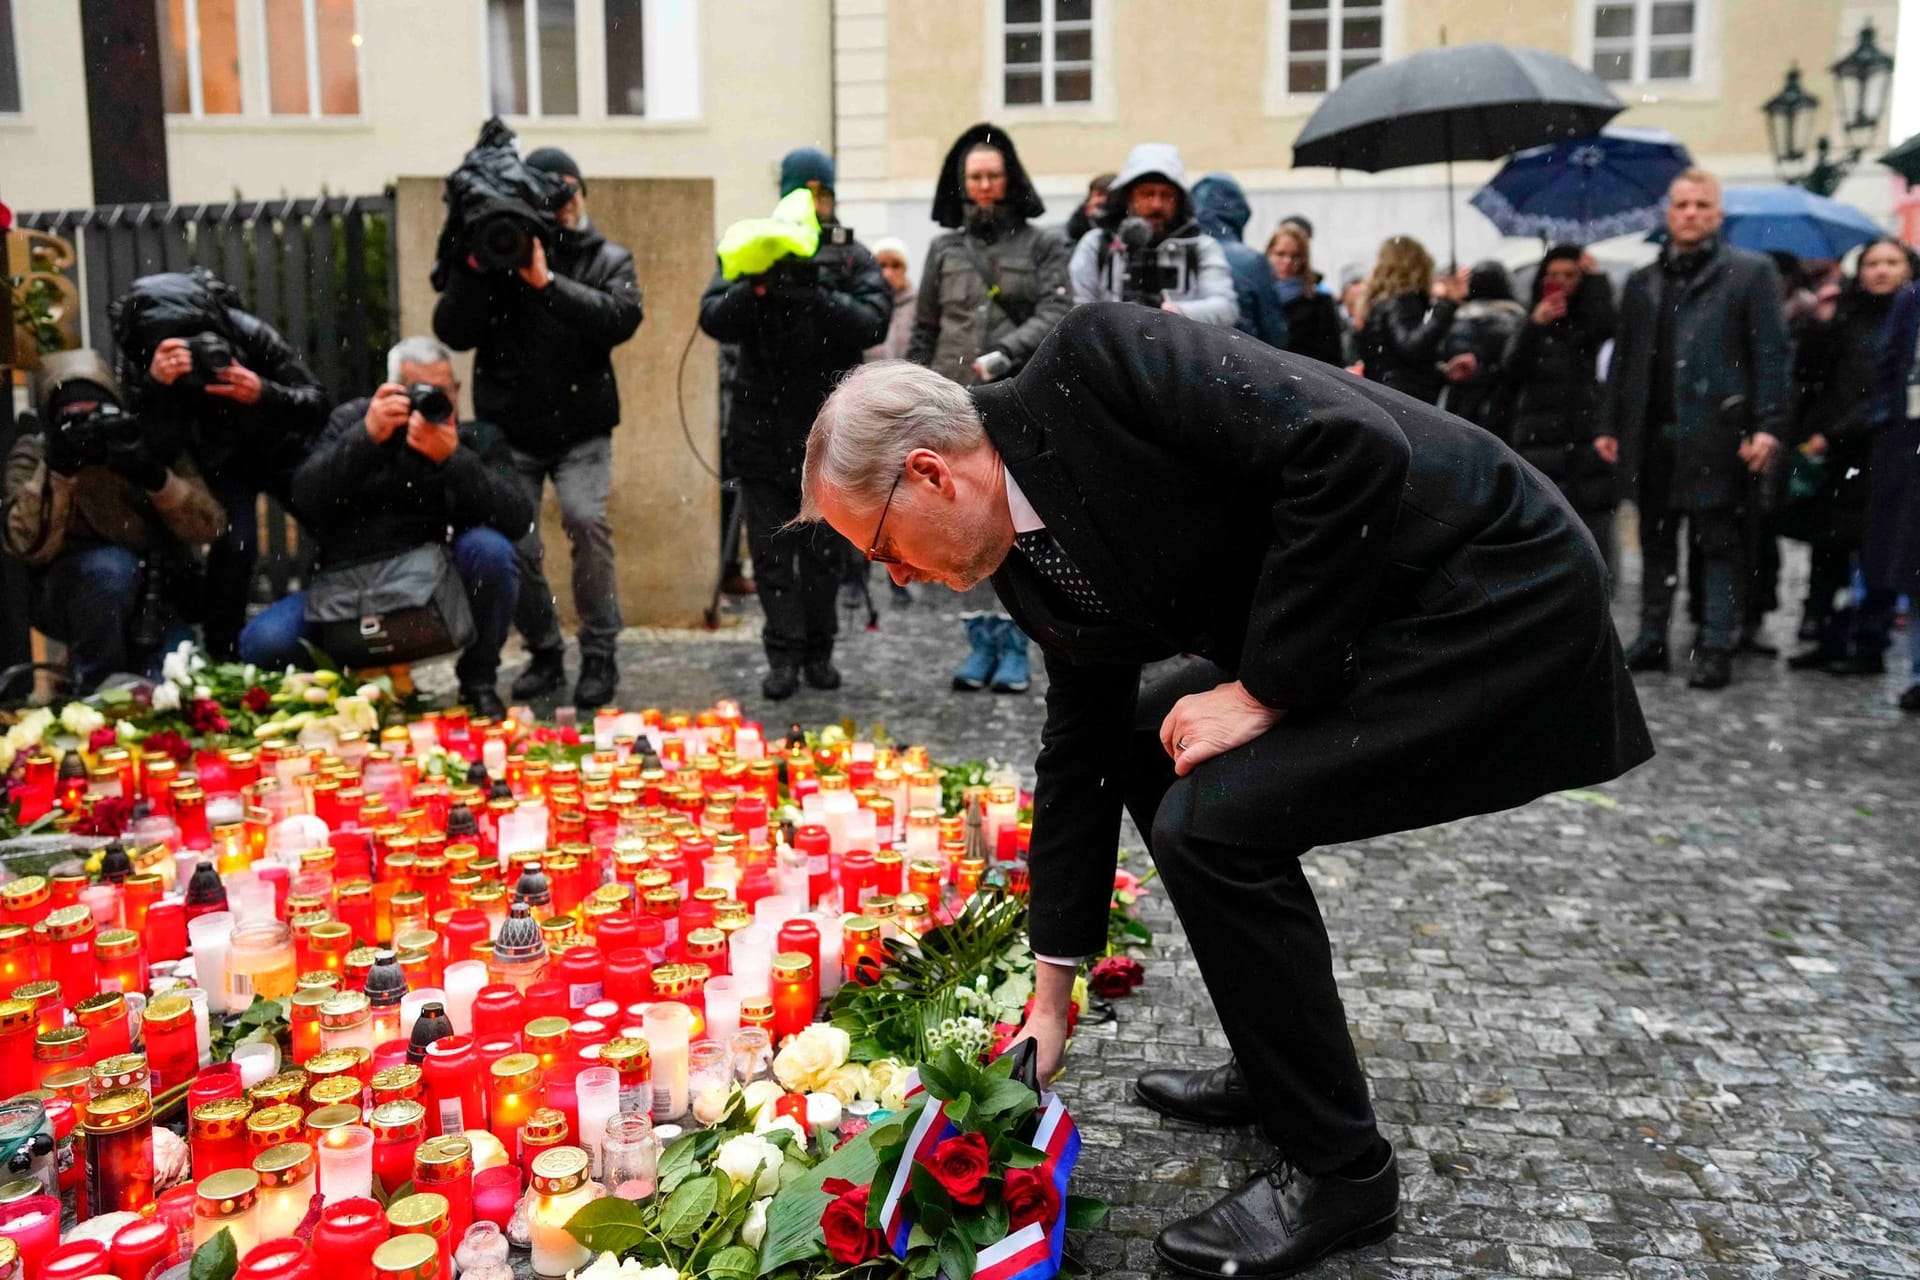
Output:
top-left (238, 337), bottom-right (532, 715)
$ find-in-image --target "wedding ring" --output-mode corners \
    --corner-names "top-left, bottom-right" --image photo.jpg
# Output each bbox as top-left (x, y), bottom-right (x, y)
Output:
top-left (1176, 738), bottom-right (1188, 752)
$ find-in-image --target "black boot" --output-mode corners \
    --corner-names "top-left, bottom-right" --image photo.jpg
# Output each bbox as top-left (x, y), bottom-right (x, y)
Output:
top-left (457, 684), bottom-right (506, 720)
top-left (762, 665), bottom-right (800, 701)
top-left (574, 654), bottom-right (619, 709)
top-left (510, 648), bottom-right (567, 701)
top-left (1134, 1058), bottom-right (1258, 1127)
top-left (1154, 1145), bottom-right (1399, 1278)
top-left (1824, 651), bottom-right (1886, 676)
top-left (1622, 633), bottom-right (1669, 672)
top-left (803, 660), bottom-right (842, 690)
top-left (1688, 647), bottom-right (1733, 690)
top-left (1787, 645), bottom-right (1844, 670)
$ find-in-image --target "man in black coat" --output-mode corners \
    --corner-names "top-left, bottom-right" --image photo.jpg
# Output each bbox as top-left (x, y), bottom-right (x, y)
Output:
top-left (699, 146), bottom-right (891, 701)
top-left (800, 304), bottom-right (1653, 1277)
top-left (1598, 170), bottom-right (1792, 690)
top-left (433, 147), bottom-right (643, 710)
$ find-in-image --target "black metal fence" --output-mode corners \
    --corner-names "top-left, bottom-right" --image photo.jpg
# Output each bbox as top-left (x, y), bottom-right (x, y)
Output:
top-left (16, 195), bottom-right (399, 600)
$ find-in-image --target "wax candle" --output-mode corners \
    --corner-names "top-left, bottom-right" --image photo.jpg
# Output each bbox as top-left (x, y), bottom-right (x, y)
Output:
top-left (187, 911), bottom-right (237, 1016)
top-left (486, 1054), bottom-right (542, 1159)
top-left (702, 975), bottom-right (742, 1044)
top-left (235, 1239), bottom-right (314, 1280)
top-left (386, 1191), bottom-right (453, 1280)
top-left (442, 962), bottom-right (488, 1036)
top-left (572, 1066), bottom-right (618, 1178)
top-left (41, 1240), bottom-right (110, 1280)
top-left (369, 1101), bottom-right (426, 1197)
top-left (526, 1148), bottom-right (595, 1279)
top-left (601, 1037), bottom-right (652, 1117)
top-left (0, 1196), bottom-right (59, 1280)
top-left (313, 1198), bottom-right (388, 1280)
top-left (84, 1087), bottom-right (156, 1216)
top-left (190, 1096), bottom-right (253, 1178)
top-left (43, 906), bottom-right (96, 1008)
top-left (642, 1002), bottom-right (691, 1121)
top-left (688, 1041), bottom-right (730, 1126)
top-left (318, 1123), bottom-right (375, 1202)
top-left (370, 1235), bottom-right (438, 1280)
top-left (193, 1168), bottom-right (262, 1255)
top-left (109, 1218), bottom-right (175, 1280)
top-left (727, 924), bottom-right (773, 999)
top-left (471, 1164), bottom-right (522, 1231)
top-left (771, 953), bottom-right (817, 1043)
top-left (843, 917), bottom-right (884, 986)
top-left (411, 1135), bottom-right (473, 1251)
top-left (252, 1141), bottom-right (318, 1241)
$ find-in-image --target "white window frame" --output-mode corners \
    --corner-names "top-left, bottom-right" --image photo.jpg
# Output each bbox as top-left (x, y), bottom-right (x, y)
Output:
top-left (1264, 0), bottom-right (1395, 114)
top-left (1583, 0), bottom-right (1703, 87)
top-left (255, 0), bottom-right (364, 119)
top-left (0, 0), bottom-right (22, 117)
top-left (984, 0), bottom-right (1111, 121)
top-left (481, 0), bottom-right (702, 126)
top-left (485, 0), bottom-right (583, 119)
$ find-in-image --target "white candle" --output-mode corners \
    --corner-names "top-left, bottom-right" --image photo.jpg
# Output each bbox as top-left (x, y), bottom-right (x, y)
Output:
top-left (703, 855), bottom-right (738, 897)
top-left (846, 809), bottom-right (878, 855)
top-left (728, 924), bottom-right (774, 999)
top-left (735, 727), bottom-right (763, 760)
top-left (317, 1124), bottom-right (374, 1201)
top-left (186, 986), bottom-right (212, 1065)
top-left (407, 721), bottom-right (439, 759)
top-left (444, 961), bottom-right (488, 1036)
top-left (805, 1092), bottom-right (843, 1130)
top-left (805, 912), bottom-right (844, 998)
top-left (703, 976), bottom-right (741, 1043)
top-left (642, 1003), bottom-right (691, 1121)
top-left (906, 775), bottom-right (941, 815)
top-left (188, 911), bottom-right (236, 1016)
top-left (231, 1039), bottom-right (279, 1087)
top-left (878, 773), bottom-right (908, 841)
top-left (905, 812), bottom-right (939, 860)
top-left (575, 1066), bottom-right (619, 1177)
top-left (482, 737), bottom-right (508, 778)
top-left (821, 791), bottom-right (857, 852)
top-left (593, 710), bottom-right (619, 750)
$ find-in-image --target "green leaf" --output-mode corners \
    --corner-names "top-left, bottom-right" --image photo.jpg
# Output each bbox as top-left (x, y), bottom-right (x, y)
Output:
top-left (1064, 1195), bottom-right (1110, 1231)
top-left (944, 1092), bottom-right (973, 1129)
top-left (978, 1076), bottom-right (1038, 1119)
top-left (965, 1200), bottom-right (1010, 1249)
top-left (98, 687), bottom-right (133, 706)
top-left (190, 1229), bottom-right (238, 1280)
top-left (909, 1249), bottom-right (942, 1279)
top-left (565, 1195), bottom-right (654, 1256)
top-left (704, 1245), bottom-right (758, 1280)
top-left (939, 1231), bottom-right (979, 1280)
top-left (1002, 1141), bottom-right (1048, 1169)
top-left (915, 1053), bottom-right (962, 1101)
top-left (661, 1174), bottom-right (721, 1243)
top-left (657, 1132), bottom-right (703, 1195)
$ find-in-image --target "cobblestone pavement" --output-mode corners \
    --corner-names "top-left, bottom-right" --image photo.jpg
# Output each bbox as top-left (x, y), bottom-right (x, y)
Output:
top-left (473, 543), bottom-right (1920, 1279)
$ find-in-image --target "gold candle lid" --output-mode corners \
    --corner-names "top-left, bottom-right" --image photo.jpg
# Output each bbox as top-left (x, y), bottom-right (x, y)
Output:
top-left (191, 1096), bottom-right (253, 1138)
top-left (0, 999), bottom-right (32, 1033)
top-left (488, 1052), bottom-right (541, 1092)
top-left (297, 971), bottom-right (343, 993)
top-left (308, 1076), bottom-right (364, 1109)
top-left (94, 929), bottom-right (141, 959)
top-left (524, 1016), bottom-right (570, 1048)
top-left (772, 951), bottom-right (814, 981)
top-left (310, 921), bottom-right (354, 950)
top-left (369, 1099), bottom-right (427, 1139)
top-left (195, 1168), bottom-right (260, 1214)
top-left (144, 992), bottom-right (194, 1028)
top-left (305, 1102), bottom-right (363, 1135)
top-left (91, 1053), bottom-right (148, 1093)
top-left (253, 1140), bottom-right (316, 1186)
top-left (75, 992), bottom-right (127, 1025)
top-left (371, 1233), bottom-right (438, 1280)
top-left (42, 1067), bottom-right (91, 1105)
top-left (34, 1026), bottom-right (88, 1060)
top-left (11, 980), bottom-right (59, 1004)
top-left (371, 1064), bottom-right (423, 1101)
top-left (0, 1238), bottom-right (15, 1272)
top-left (1, 877), bottom-right (47, 906)
top-left (250, 1070), bottom-right (310, 1107)
top-left (412, 1134), bottom-right (473, 1179)
top-left (44, 905), bottom-right (94, 942)
top-left (740, 996), bottom-right (775, 1024)
top-left (387, 1189), bottom-right (450, 1233)
top-left (602, 1036), bottom-right (651, 1071)
top-left (83, 1087), bottom-right (153, 1134)
top-left (843, 916), bottom-right (882, 940)
top-left (520, 1106), bottom-right (569, 1148)
top-left (529, 1145), bottom-right (590, 1195)
top-left (0, 923), bottom-right (28, 952)
top-left (247, 1103), bottom-right (306, 1148)
top-left (319, 991), bottom-right (372, 1029)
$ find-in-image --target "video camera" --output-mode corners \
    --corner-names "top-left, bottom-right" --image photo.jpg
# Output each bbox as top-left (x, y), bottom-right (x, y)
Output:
top-left (1115, 216), bottom-right (1178, 308)
top-left (438, 118), bottom-right (571, 277)
top-left (53, 402), bottom-right (143, 468)
top-left (176, 331), bottom-right (235, 390)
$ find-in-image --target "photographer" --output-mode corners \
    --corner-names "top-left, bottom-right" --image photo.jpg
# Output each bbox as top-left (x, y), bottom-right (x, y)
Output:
top-left (432, 142), bottom-right (643, 711)
top-left (1068, 143), bottom-right (1237, 327)
top-left (110, 268), bottom-right (329, 659)
top-left (3, 351), bottom-right (225, 692)
top-left (237, 338), bottom-right (533, 716)
top-left (698, 147), bottom-right (892, 701)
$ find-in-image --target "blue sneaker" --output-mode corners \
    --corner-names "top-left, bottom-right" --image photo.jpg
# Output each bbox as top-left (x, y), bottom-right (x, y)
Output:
top-left (990, 619), bottom-right (1031, 694)
top-left (952, 616), bottom-right (997, 691)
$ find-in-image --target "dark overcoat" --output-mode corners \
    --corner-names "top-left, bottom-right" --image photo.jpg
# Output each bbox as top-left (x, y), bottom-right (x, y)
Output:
top-left (1604, 240), bottom-right (1792, 511)
top-left (1866, 282), bottom-right (1920, 595)
top-left (979, 304), bottom-right (1655, 957)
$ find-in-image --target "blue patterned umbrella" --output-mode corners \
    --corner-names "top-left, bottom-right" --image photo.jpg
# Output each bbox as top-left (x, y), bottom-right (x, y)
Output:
top-left (1470, 126), bottom-right (1693, 243)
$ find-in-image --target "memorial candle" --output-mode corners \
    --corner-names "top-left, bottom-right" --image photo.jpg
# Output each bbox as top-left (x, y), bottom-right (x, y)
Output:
top-left (108, 1218), bottom-right (174, 1280)
top-left (252, 1141), bottom-right (318, 1241)
top-left (486, 1054), bottom-right (542, 1158)
top-left (727, 923), bottom-right (773, 999)
top-left (770, 953), bottom-right (816, 1043)
top-left (193, 1169), bottom-right (262, 1255)
top-left (313, 1197), bottom-right (388, 1280)
top-left (83, 1088), bottom-right (156, 1216)
top-left (843, 917), bottom-right (884, 987)
top-left (0, 1197), bottom-right (59, 1280)
top-left (410, 1135), bottom-right (473, 1248)
top-left (642, 1002), bottom-right (691, 1121)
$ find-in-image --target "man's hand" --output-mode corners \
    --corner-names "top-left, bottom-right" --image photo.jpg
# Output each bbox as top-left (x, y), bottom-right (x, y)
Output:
top-left (1739, 431), bottom-right (1781, 475)
top-left (518, 238), bottom-right (553, 290)
top-left (364, 384), bottom-right (412, 444)
top-left (1802, 433), bottom-right (1829, 458)
top-left (407, 416), bottom-right (459, 464)
top-left (149, 338), bottom-right (191, 386)
top-left (1432, 267), bottom-right (1470, 302)
top-left (203, 362), bottom-right (263, 404)
top-left (1159, 679), bottom-right (1283, 778)
top-left (1531, 293), bottom-right (1568, 326)
top-left (1007, 959), bottom-right (1076, 1082)
top-left (1159, 300), bottom-right (1184, 315)
top-left (1593, 435), bottom-right (1620, 465)
top-left (1444, 352), bottom-right (1478, 383)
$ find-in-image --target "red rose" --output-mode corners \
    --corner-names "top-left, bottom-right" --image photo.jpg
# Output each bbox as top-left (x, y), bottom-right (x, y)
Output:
top-left (1089, 955), bottom-right (1145, 998)
top-left (921, 1131), bottom-right (991, 1207)
top-left (88, 727), bottom-right (117, 751)
top-left (1003, 1166), bottom-right (1061, 1233)
top-left (243, 686), bottom-right (272, 713)
top-left (144, 730), bottom-right (193, 763)
top-left (821, 1183), bottom-right (884, 1264)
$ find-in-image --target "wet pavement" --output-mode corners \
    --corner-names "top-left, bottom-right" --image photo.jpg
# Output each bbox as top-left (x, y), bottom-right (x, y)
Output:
top-left (466, 539), bottom-right (1920, 1279)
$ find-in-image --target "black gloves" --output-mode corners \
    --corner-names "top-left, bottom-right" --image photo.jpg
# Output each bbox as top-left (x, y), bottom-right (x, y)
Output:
top-left (42, 417), bottom-right (86, 477)
top-left (105, 436), bottom-right (168, 493)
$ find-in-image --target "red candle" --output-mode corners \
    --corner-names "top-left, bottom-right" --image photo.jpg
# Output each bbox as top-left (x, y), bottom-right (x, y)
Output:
top-left (143, 994), bottom-right (199, 1093)
top-left (109, 1219), bottom-right (176, 1280)
top-left (770, 952), bottom-right (817, 1043)
top-left (0, 998), bottom-right (35, 1098)
top-left (525, 980), bottom-right (566, 1022)
top-left (421, 1035), bottom-right (485, 1138)
top-left (793, 825), bottom-right (831, 904)
top-left (190, 1062), bottom-right (245, 1108)
top-left (313, 1198), bottom-right (389, 1280)
top-left (593, 914), bottom-right (640, 957)
top-left (146, 901), bottom-right (189, 964)
top-left (369, 1100), bottom-right (426, 1198)
top-left (603, 948), bottom-right (652, 1005)
top-left (776, 920), bottom-right (821, 973)
top-left (236, 1239), bottom-right (314, 1280)
top-left (555, 946), bottom-right (604, 1011)
top-left (42, 907), bottom-right (97, 1008)
top-left (839, 851), bottom-right (875, 915)
top-left (843, 918), bottom-right (884, 987)
top-left (471, 1164), bottom-right (521, 1231)
top-left (441, 911), bottom-right (490, 968)
top-left (41, 1241), bottom-right (110, 1280)
top-left (469, 985), bottom-right (524, 1038)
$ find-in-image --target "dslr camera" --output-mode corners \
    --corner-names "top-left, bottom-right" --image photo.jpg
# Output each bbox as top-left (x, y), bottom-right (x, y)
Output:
top-left (407, 382), bottom-right (455, 425)
top-left (176, 331), bottom-right (235, 390)
top-left (54, 402), bottom-right (142, 467)
top-left (1115, 216), bottom-right (1178, 308)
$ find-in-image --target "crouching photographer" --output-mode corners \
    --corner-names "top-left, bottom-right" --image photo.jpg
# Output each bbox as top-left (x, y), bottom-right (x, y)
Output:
top-left (110, 268), bottom-right (329, 658)
top-left (237, 338), bottom-right (533, 717)
top-left (2, 352), bottom-right (225, 692)
top-left (430, 120), bottom-right (643, 710)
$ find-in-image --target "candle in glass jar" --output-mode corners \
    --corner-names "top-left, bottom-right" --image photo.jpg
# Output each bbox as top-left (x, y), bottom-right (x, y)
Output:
top-left (369, 1100), bottom-right (426, 1197)
top-left (486, 1054), bottom-right (542, 1159)
top-left (235, 1238), bottom-right (315, 1280)
top-left (108, 1217), bottom-right (175, 1280)
top-left (317, 1123), bottom-right (375, 1202)
top-left (525, 1148), bottom-right (595, 1279)
top-left (252, 1141), bottom-right (318, 1240)
top-left (83, 1088), bottom-right (156, 1216)
top-left (0, 1196), bottom-right (59, 1280)
top-left (410, 1135), bottom-right (473, 1251)
top-left (314, 1197), bottom-right (388, 1280)
top-left (193, 1168), bottom-right (262, 1255)
top-left (386, 1191), bottom-right (454, 1280)
top-left (770, 953), bottom-right (817, 1043)
top-left (93, 930), bottom-right (146, 996)
top-left (641, 1002), bottom-right (691, 1121)
top-left (247, 1103), bottom-right (306, 1155)
top-left (727, 924), bottom-right (773, 999)
top-left (370, 1234), bottom-right (438, 1280)
top-left (442, 962), bottom-right (488, 1036)
top-left (842, 917), bottom-right (884, 987)
top-left (76, 992), bottom-right (133, 1061)
top-left (43, 906), bottom-right (97, 1007)
top-left (187, 911), bottom-right (237, 1015)
top-left (190, 1097), bottom-right (254, 1178)
top-left (702, 975), bottom-right (742, 1044)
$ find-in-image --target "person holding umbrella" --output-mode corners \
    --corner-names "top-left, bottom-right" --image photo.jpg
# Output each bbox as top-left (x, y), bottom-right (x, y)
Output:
top-left (1600, 169), bottom-right (1792, 691)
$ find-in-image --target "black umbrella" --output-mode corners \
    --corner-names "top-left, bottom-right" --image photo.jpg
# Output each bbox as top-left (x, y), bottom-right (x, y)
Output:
top-left (1294, 43), bottom-right (1625, 262)
top-left (1880, 132), bottom-right (1920, 185)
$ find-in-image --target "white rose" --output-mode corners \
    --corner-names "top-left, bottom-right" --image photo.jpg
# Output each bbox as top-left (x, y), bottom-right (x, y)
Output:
top-left (356, 683), bottom-right (383, 703)
top-left (566, 1252), bottom-right (624, 1280)
top-left (878, 1069), bottom-right (912, 1114)
top-left (863, 1058), bottom-right (906, 1105)
top-left (740, 1079), bottom-right (786, 1122)
top-left (8, 708), bottom-right (53, 751)
top-left (149, 682), bottom-right (181, 713)
top-left (59, 703), bottom-right (105, 737)
top-left (712, 1133), bottom-right (784, 1198)
top-left (772, 1024), bottom-right (850, 1093)
top-left (188, 651), bottom-right (206, 672)
top-left (754, 1114), bottom-right (807, 1147)
top-left (242, 664), bottom-right (257, 684)
top-left (740, 1198), bottom-right (771, 1251)
top-left (115, 720), bottom-right (141, 744)
top-left (329, 696), bottom-right (379, 735)
top-left (303, 686), bottom-right (331, 704)
top-left (162, 644), bottom-right (193, 686)
top-left (820, 1064), bottom-right (869, 1107)
top-left (193, 685), bottom-right (211, 701)
top-left (621, 1266), bottom-right (680, 1280)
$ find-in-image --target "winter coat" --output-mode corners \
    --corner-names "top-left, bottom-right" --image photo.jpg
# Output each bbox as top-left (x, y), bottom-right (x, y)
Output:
top-left (865, 287), bottom-right (917, 363)
top-left (1604, 238), bottom-right (1791, 511)
top-left (1191, 175), bottom-right (1290, 349)
top-left (1501, 275), bottom-right (1617, 513)
top-left (110, 269), bottom-right (330, 496)
top-left (3, 432), bottom-right (225, 568)
top-left (1067, 143), bottom-right (1238, 328)
top-left (1357, 293), bottom-right (1457, 403)
top-left (909, 220), bottom-right (1072, 385)
top-left (1865, 282), bottom-right (1920, 594)
top-left (698, 228), bottom-right (892, 481)
top-left (288, 398), bottom-right (534, 567)
top-left (975, 304), bottom-right (1652, 955)
top-left (1280, 289), bottom-right (1345, 367)
top-left (1438, 298), bottom-right (1526, 434)
top-left (1784, 290), bottom-right (1898, 546)
top-left (431, 221), bottom-right (644, 458)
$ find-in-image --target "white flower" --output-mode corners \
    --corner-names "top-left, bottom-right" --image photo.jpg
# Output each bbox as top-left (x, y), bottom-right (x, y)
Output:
top-left (755, 1114), bottom-right (807, 1147)
top-left (328, 696), bottom-right (378, 735)
top-left (115, 720), bottom-right (141, 744)
top-left (772, 1024), bottom-right (850, 1093)
top-left (0, 739), bottom-right (15, 773)
top-left (303, 686), bottom-right (331, 704)
top-left (740, 1080), bottom-right (786, 1122)
top-left (242, 664), bottom-right (258, 684)
top-left (712, 1133), bottom-right (784, 1198)
top-left (623, 1266), bottom-right (680, 1280)
top-left (59, 703), bottom-right (105, 737)
top-left (149, 682), bottom-right (181, 713)
top-left (7, 708), bottom-right (54, 752)
top-left (567, 1253), bottom-right (624, 1280)
top-left (740, 1198), bottom-right (771, 1251)
top-left (188, 651), bottom-right (206, 672)
top-left (356, 683), bottom-right (383, 703)
top-left (161, 643), bottom-right (194, 686)
top-left (192, 685), bottom-right (211, 701)
top-left (820, 1064), bottom-right (869, 1107)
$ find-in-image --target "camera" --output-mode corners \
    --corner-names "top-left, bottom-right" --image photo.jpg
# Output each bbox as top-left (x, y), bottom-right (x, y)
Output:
top-left (407, 382), bottom-right (455, 425)
top-left (442, 121), bottom-right (569, 273)
top-left (54, 402), bottom-right (142, 468)
top-left (467, 209), bottom-right (552, 273)
top-left (178, 331), bottom-right (235, 390)
top-left (1116, 216), bottom-right (1177, 308)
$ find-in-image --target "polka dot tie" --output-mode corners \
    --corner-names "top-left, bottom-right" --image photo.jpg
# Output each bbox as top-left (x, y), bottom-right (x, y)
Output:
top-left (1014, 530), bottom-right (1115, 620)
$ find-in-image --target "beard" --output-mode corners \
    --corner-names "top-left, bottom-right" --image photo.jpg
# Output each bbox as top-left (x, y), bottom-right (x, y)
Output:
top-left (932, 503), bottom-right (1014, 591)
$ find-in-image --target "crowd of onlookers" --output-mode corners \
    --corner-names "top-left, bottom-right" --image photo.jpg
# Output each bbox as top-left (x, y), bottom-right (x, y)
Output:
top-left (8, 125), bottom-right (1919, 715)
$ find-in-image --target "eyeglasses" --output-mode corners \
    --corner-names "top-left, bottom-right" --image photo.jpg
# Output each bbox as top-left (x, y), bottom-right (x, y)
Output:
top-left (864, 474), bottom-right (904, 565)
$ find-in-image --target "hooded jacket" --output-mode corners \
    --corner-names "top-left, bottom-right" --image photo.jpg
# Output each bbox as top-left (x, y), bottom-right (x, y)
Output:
top-left (907, 123), bottom-right (1072, 385)
top-left (1067, 143), bottom-right (1237, 328)
top-left (1190, 175), bottom-right (1289, 349)
top-left (5, 350), bottom-right (226, 567)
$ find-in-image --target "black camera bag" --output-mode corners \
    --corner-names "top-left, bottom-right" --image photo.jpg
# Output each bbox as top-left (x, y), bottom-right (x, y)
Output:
top-left (303, 543), bottom-right (475, 667)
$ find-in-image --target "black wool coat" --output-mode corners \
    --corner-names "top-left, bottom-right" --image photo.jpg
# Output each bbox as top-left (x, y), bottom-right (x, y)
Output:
top-left (1502, 275), bottom-right (1618, 513)
top-left (979, 305), bottom-right (1654, 956)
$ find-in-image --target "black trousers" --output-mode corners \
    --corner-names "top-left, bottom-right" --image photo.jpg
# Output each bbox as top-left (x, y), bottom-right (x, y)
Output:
top-left (1124, 659), bottom-right (1379, 1174)
top-left (739, 474), bottom-right (841, 667)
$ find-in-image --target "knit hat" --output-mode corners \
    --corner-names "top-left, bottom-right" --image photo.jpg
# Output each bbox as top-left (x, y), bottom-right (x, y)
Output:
top-left (525, 146), bottom-right (585, 193)
top-left (780, 146), bottom-right (836, 196)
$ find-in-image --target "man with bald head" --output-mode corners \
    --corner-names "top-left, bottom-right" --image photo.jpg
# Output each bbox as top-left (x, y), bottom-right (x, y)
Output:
top-left (802, 305), bottom-right (1653, 1277)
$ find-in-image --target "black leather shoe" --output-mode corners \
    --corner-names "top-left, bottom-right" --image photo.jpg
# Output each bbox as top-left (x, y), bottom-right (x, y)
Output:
top-left (1824, 651), bottom-right (1886, 676)
top-left (1688, 648), bottom-right (1733, 690)
top-left (762, 665), bottom-right (800, 701)
top-left (1899, 684), bottom-right (1920, 713)
top-left (1622, 634), bottom-right (1669, 672)
top-left (803, 660), bottom-right (842, 691)
top-left (1154, 1147), bottom-right (1399, 1278)
top-left (457, 684), bottom-right (506, 720)
top-left (1134, 1059), bottom-right (1258, 1127)
top-left (574, 655), bottom-right (619, 709)
top-left (1787, 645), bottom-right (1844, 670)
top-left (510, 648), bottom-right (567, 701)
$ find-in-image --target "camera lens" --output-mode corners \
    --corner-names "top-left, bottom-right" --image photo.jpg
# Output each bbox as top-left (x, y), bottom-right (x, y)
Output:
top-left (470, 214), bottom-right (531, 272)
